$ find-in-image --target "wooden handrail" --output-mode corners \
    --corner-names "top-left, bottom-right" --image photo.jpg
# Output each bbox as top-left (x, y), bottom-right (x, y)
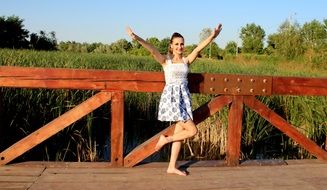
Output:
top-left (1, 66), bottom-right (326, 95)
top-left (0, 66), bottom-right (326, 167)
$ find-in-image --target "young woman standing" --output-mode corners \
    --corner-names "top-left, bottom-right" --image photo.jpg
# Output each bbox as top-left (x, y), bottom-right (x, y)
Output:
top-left (126, 23), bottom-right (222, 176)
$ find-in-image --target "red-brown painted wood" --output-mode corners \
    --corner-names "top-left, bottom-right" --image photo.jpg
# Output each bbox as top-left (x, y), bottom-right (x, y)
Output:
top-left (110, 91), bottom-right (124, 167)
top-left (0, 91), bottom-right (112, 166)
top-left (243, 96), bottom-right (327, 160)
top-left (124, 95), bottom-right (232, 167)
top-left (226, 96), bottom-right (244, 166)
top-left (273, 76), bottom-right (327, 95)
top-left (1, 66), bottom-right (327, 95)
top-left (1, 66), bottom-right (327, 167)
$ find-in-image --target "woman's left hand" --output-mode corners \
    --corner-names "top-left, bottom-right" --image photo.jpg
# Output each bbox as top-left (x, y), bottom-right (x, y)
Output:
top-left (126, 26), bottom-right (136, 40)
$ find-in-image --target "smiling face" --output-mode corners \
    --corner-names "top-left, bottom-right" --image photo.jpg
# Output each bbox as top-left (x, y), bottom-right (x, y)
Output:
top-left (169, 32), bottom-right (185, 56)
top-left (170, 37), bottom-right (185, 55)
top-left (170, 37), bottom-right (184, 54)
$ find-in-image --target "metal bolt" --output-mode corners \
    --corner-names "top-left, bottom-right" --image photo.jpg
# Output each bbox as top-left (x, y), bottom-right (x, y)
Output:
top-left (263, 79), bottom-right (268, 83)
top-left (237, 78), bottom-right (242, 82)
top-left (250, 78), bottom-right (255, 83)
top-left (250, 89), bottom-right (254, 93)
top-left (210, 77), bottom-right (215, 82)
top-left (224, 88), bottom-right (228, 92)
top-left (210, 87), bottom-right (215, 92)
top-left (236, 88), bottom-right (241, 93)
top-left (262, 89), bottom-right (267, 93)
top-left (224, 78), bottom-right (229, 82)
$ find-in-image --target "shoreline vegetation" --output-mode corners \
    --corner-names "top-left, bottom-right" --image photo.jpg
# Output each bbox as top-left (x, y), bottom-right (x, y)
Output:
top-left (0, 49), bottom-right (326, 163)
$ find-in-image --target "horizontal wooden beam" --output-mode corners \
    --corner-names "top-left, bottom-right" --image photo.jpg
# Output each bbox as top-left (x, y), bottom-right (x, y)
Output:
top-left (1, 66), bottom-right (326, 95)
top-left (272, 76), bottom-right (327, 96)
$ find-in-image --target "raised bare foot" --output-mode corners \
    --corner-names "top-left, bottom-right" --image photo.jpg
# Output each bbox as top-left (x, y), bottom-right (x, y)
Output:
top-left (167, 168), bottom-right (188, 176)
top-left (155, 135), bottom-right (169, 151)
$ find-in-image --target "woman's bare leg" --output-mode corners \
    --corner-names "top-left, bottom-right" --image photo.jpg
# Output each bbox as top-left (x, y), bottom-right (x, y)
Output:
top-left (167, 123), bottom-right (186, 176)
top-left (155, 120), bottom-right (197, 151)
top-left (155, 120), bottom-right (198, 176)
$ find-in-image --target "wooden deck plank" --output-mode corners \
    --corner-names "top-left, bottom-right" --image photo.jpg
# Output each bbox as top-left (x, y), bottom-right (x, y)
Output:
top-left (1, 160), bottom-right (327, 190)
top-left (0, 166), bottom-right (44, 190)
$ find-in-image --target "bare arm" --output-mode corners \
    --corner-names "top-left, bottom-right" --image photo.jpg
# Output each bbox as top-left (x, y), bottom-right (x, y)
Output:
top-left (126, 26), bottom-right (166, 65)
top-left (186, 24), bottom-right (222, 64)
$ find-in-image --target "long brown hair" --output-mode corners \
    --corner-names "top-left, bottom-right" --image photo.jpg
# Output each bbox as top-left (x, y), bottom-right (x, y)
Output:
top-left (168, 32), bottom-right (184, 55)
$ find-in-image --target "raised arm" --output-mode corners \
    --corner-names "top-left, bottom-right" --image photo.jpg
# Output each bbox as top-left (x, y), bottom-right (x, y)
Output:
top-left (186, 24), bottom-right (222, 64)
top-left (126, 26), bottom-right (166, 65)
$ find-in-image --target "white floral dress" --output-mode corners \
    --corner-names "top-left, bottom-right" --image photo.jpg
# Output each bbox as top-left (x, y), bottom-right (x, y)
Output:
top-left (158, 57), bottom-right (193, 122)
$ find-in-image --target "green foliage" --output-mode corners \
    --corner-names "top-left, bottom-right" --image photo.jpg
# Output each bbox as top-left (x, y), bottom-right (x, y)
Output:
top-left (30, 31), bottom-right (57, 50)
top-left (267, 20), bottom-right (305, 59)
top-left (0, 15), bottom-right (29, 49)
top-left (225, 41), bottom-right (238, 55)
top-left (302, 19), bottom-right (327, 52)
top-left (240, 23), bottom-right (265, 54)
top-left (0, 49), bottom-right (326, 161)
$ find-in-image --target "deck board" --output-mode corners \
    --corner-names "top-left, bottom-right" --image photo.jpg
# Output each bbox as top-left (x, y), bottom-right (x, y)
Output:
top-left (0, 160), bottom-right (327, 190)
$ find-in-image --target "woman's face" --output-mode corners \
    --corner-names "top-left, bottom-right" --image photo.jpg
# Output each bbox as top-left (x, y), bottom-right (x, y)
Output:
top-left (170, 37), bottom-right (184, 55)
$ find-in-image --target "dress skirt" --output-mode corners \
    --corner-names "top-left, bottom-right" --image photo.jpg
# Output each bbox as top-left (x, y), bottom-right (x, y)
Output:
top-left (158, 81), bottom-right (193, 122)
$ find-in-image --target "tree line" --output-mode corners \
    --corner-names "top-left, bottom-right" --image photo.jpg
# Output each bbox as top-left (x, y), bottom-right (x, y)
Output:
top-left (1, 15), bottom-right (326, 60)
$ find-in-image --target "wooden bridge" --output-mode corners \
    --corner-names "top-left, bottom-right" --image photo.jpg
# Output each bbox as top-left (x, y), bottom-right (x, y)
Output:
top-left (0, 66), bottom-right (326, 168)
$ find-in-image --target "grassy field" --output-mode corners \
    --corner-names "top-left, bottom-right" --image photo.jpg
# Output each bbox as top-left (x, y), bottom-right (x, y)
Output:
top-left (0, 49), bottom-right (326, 162)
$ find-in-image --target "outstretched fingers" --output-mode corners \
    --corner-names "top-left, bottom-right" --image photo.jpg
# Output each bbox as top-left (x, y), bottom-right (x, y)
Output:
top-left (126, 26), bottom-right (135, 40)
top-left (213, 23), bottom-right (223, 38)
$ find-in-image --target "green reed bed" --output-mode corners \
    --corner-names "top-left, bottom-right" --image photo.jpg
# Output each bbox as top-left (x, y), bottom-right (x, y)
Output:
top-left (0, 49), bottom-right (326, 162)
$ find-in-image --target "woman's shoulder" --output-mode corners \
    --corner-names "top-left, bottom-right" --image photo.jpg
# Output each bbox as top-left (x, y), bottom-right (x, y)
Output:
top-left (163, 55), bottom-right (172, 65)
top-left (182, 57), bottom-right (189, 64)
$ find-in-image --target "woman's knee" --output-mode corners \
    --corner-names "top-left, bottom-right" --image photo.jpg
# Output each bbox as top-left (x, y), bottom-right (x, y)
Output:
top-left (185, 120), bottom-right (198, 137)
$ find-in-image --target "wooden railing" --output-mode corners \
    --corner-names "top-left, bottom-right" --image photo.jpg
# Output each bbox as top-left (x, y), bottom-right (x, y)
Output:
top-left (0, 66), bottom-right (326, 167)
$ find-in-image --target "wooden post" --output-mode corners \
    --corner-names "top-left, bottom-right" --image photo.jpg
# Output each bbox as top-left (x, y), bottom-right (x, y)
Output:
top-left (0, 91), bottom-right (3, 149)
top-left (110, 91), bottom-right (124, 167)
top-left (226, 96), bottom-right (244, 166)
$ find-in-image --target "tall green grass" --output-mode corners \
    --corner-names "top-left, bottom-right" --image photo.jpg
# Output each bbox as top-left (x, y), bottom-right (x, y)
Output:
top-left (0, 49), bottom-right (326, 162)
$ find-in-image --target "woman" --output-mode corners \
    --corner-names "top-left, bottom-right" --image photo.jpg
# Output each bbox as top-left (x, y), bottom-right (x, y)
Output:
top-left (126, 24), bottom-right (222, 176)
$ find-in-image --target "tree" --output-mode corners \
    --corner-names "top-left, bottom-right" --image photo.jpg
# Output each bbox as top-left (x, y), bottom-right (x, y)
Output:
top-left (30, 30), bottom-right (57, 50)
top-left (267, 20), bottom-right (304, 59)
top-left (301, 19), bottom-right (327, 52)
top-left (0, 15), bottom-right (29, 48)
top-left (240, 23), bottom-right (265, 54)
top-left (199, 28), bottom-right (213, 58)
top-left (158, 37), bottom-right (170, 54)
top-left (109, 39), bottom-right (131, 54)
top-left (225, 41), bottom-right (238, 55)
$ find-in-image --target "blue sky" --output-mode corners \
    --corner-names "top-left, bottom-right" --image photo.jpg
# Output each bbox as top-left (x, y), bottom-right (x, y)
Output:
top-left (1, 0), bottom-right (326, 47)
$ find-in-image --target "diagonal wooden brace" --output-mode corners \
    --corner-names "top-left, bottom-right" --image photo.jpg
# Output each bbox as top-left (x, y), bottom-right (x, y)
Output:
top-left (0, 91), bottom-right (112, 165)
top-left (243, 96), bottom-right (327, 160)
top-left (123, 95), bottom-right (232, 167)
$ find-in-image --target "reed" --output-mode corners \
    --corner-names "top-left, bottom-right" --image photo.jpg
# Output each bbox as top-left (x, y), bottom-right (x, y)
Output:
top-left (0, 49), bottom-right (326, 162)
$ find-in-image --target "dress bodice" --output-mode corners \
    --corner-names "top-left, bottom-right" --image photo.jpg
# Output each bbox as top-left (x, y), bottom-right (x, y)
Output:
top-left (163, 58), bottom-right (189, 84)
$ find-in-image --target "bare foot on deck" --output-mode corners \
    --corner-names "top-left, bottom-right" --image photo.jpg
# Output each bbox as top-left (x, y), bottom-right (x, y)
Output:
top-left (167, 168), bottom-right (188, 176)
top-left (155, 135), bottom-right (169, 151)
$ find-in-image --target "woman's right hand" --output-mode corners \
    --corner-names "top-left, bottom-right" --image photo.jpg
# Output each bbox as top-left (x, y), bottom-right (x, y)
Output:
top-left (212, 24), bottom-right (222, 39)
